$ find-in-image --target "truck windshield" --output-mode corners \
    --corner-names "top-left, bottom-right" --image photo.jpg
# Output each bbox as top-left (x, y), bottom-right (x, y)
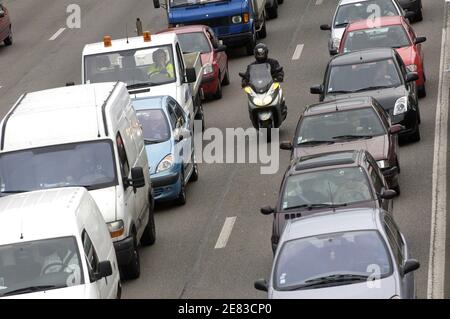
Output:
top-left (0, 237), bottom-right (84, 297)
top-left (0, 140), bottom-right (117, 194)
top-left (84, 45), bottom-right (176, 89)
top-left (169, 0), bottom-right (225, 8)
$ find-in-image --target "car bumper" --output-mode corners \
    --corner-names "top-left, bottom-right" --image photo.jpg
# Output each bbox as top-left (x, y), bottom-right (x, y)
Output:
top-left (151, 170), bottom-right (181, 202)
top-left (113, 236), bottom-right (134, 267)
top-left (391, 108), bottom-right (419, 136)
top-left (220, 31), bottom-right (253, 47)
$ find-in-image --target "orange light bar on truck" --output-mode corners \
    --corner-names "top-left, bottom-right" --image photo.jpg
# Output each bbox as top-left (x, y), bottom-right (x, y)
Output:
top-left (103, 36), bottom-right (112, 47)
top-left (143, 31), bottom-right (152, 42)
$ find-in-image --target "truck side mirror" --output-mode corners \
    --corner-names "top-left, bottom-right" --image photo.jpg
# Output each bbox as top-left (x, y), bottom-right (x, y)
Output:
top-left (310, 85), bottom-right (323, 95)
top-left (153, 0), bottom-right (161, 8)
top-left (185, 68), bottom-right (197, 83)
top-left (95, 261), bottom-right (113, 280)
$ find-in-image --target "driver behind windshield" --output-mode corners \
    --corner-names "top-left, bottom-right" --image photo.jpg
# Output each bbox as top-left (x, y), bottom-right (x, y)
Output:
top-left (147, 49), bottom-right (175, 79)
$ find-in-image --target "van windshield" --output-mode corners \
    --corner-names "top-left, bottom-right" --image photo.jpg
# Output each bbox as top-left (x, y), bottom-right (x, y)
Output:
top-left (0, 140), bottom-right (117, 194)
top-left (0, 237), bottom-right (84, 297)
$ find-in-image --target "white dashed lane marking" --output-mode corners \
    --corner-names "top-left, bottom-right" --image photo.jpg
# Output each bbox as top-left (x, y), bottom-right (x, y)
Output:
top-left (49, 28), bottom-right (66, 41)
top-left (214, 217), bottom-right (237, 249)
top-left (292, 44), bottom-right (304, 61)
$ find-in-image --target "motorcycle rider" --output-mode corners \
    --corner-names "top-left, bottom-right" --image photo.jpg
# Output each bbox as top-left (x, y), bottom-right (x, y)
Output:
top-left (242, 43), bottom-right (287, 117)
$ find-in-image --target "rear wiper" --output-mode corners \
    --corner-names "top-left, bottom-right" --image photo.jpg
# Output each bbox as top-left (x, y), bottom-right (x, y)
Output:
top-left (332, 134), bottom-right (373, 140)
top-left (297, 140), bottom-right (335, 146)
top-left (284, 203), bottom-right (348, 211)
top-left (285, 274), bottom-right (368, 291)
top-left (1, 285), bottom-right (64, 296)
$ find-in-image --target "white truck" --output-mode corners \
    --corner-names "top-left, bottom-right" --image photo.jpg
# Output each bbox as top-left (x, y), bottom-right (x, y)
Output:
top-left (81, 32), bottom-right (205, 129)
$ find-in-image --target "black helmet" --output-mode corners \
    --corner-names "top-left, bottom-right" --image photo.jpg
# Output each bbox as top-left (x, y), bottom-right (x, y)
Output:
top-left (254, 43), bottom-right (268, 62)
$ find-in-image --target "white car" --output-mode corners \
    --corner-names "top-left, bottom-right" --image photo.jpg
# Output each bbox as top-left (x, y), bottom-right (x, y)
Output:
top-left (0, 188), bottom-right (121, 299)
top-left (320, 0), bottom-right (408, 55)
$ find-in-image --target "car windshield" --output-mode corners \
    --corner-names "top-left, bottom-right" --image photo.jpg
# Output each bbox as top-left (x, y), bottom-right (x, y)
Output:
top-left (0, 140), bottom-right (117, 194)
top-left (297, 108), bottom-right (386, 143)
top-left (136, 109), bottom-right (171, 143)
top-left (334, 0), bottom-right (399, 27)
top-left (177, 32), bottom-right (211, 54)
top-left (281, 167), bottom-right (373, 209)
top-left (343, 25), bottom-right (411, 52)
top-left (327, 59), bottom-right (401, 93)
top-left (0, 237), bottom-right (84, 297)
top-left (84, 45), bottom-right (176, 88)
top-left (169, 0), bottom-right (224, 8)
top-left (274, 230), bottom-right (392, 291)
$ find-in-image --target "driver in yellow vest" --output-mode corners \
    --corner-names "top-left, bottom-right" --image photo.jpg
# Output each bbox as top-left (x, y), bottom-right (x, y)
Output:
top-left (148, 49), bottom-right (175, 78)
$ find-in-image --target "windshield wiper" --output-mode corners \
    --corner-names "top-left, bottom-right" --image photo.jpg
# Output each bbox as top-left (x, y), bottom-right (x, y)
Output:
top-left (352, 85), bottom-right (395, 92)
top-left (284, 203), bottom-right (348, 211)
top-left (0, 190), bottom-right (29, 194)
top-left (327, 90), bottom-right (355, 94)
top-left (1, 285), bottom-right (65, 296)
top-left (297, 140), bottom-right (335, 146)
top-left (127, 82), bottom-right (156, 90)
top-left (334, 22), bottom-right (349, 28)
top-left (285, 274), bottom-right (369, 291)
top-left (332, 134), bottom-right (373, 141)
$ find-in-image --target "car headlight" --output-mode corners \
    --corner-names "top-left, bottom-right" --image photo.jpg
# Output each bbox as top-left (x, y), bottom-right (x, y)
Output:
top-left (108, 220), bottom-right (125, 239)
top-left (377, 160), bottom-right (389, 169)
top-left (156, 154), bottom-right (173, 173)
top-left (232, 15), bottom-right (242, 24)
top-left (406, 64), bottom-right (417, 72)
top-left (332, 37), bottom-right (341, 50)
top-left (203, 63), bottom-right (214, 75)
top-left (393, 96), bottom-right (408, 116)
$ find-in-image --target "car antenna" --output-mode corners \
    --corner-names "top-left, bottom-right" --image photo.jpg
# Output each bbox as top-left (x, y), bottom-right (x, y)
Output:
top-left (93, 87), bottom-right (101, 138)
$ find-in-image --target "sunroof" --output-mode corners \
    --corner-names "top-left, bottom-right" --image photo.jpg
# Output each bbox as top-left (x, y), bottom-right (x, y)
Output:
top-left (295, 151), bottom-right (357, 171)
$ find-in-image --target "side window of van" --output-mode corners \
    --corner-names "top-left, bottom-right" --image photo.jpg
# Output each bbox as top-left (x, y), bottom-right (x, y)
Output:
top-left (82, 231), bottom-right (99, 282)
top-left (116, 132), bottom-right (130, 178)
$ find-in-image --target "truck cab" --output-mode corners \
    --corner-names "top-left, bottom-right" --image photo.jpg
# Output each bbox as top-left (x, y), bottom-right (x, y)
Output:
top-left (82, 32), bottom-right (205, 130)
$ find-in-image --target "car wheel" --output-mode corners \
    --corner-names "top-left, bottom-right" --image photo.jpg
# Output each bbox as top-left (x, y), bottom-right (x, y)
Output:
top-left (246, 34), bottom-right (256, 56)
top-left (116, 282), bottom-right (122, 299)
top-left (140, 204), bottom-right (156, 246)
top-left (189, 154), bottom-right (199, 182)
top-left (121, 232), bottom-right (140, 280)
top-left (213, 74), bottom-right (223, 100)
top-left (409, 121), bottom-right (421, 143)
top-left (222, 63), bottom-right (230, 86)
top-left (175, 170), bottom-right (187, 206)
top-left (4, 27), bottom-right (13, 46)
top-left (267, 1), bottom-right (278, 19)
top-left (418, 85), bottom-right (426, 98)
top-left (393, 184), bottom-right (401, 196)
top-left (416, 1), bottom-right (423, 22)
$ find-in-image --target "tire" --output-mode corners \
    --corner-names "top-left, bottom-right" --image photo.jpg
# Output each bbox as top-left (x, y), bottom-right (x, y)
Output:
top-left (213, 74), bottom-right (223, 100)
top-left (409, 121), bottom-right (421, 143)
top-left (267, 1), bottom-right (278, 19)
top-left (175, 170), bottom-right (187, 206)
top-left (116, 282), bottom-right (122, 299)
top-left (278, 0), bottom-right (284, 4)
top-left (222, 63), bottom-right (230, 86)
top-left (121, 232), bottom-right (140, 280)
top-left (260, 121), bottom-right (272, 143)
top-left (418, 85), bottom-right (426, 98)
top-left (393, 184), bottom-right (401, 196)
top-left (258, 19), bottom-right (267, 39)
top-left (4, 27), bottom-right (12, 46)
top-left (189, 154), bottom-right (199, 182)
top-left (140, 204), bottom-right (156, 246)
top-left (415, 1), bottom-right (423, 22)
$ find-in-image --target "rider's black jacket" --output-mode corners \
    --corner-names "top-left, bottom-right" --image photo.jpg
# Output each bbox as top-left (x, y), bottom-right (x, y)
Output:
top-left (242, 58), bottom-right (284, 87)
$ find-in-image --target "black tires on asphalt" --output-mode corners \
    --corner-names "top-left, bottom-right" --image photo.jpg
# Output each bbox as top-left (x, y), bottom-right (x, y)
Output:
top-left (176, 170), bottom-right (187, 206)
top-left (140, 202), bottom-right (156, 246)
top-left (4, 27), bottom-right (12, 46)
top-left (121, 232), bottom-right (140, 280)
top-left (267, 1), bottom-right (279, 19)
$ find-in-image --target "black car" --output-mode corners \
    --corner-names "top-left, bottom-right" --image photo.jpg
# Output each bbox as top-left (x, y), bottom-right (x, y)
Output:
top-left (398, 0), bottom-right (423, 22)
top-left (260, 150), bottom-right (397, 253)
top-left (310, 48), bottom-right (421, 142)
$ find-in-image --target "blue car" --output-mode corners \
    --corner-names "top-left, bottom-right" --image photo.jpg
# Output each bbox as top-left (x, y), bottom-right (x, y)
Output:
top-left (133, 96), bottom-right (198, 205)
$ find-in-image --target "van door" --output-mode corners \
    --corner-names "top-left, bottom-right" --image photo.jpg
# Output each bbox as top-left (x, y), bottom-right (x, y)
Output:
top-left (82, 230), bottom-right (108, 299)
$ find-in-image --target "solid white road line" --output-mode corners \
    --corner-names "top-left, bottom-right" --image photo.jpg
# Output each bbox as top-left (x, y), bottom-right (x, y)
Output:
top-left (292, 44), bottom-right (304, 61)
top-left (427, 23), bottom-right (448, 299)
top-left (214, 217), bottom-right (237, 249)
top-left (315, 0), bottom-right (323, 5)
top-left (49, 28), bottom-right (66, 41)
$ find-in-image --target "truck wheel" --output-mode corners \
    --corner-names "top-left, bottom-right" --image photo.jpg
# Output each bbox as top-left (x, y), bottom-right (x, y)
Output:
top-left (121, 232), bottom-right (140, 280)
top-left (222, 64), bottom-right (230, 86)
top-left (175, 170), bottom-right (187, 206)
top-left (267, 1), bottom-right (278, 19)
top-left (4, 27), bottom-right (13, 46)
top-left (140, 205), bottom-right (156, 246)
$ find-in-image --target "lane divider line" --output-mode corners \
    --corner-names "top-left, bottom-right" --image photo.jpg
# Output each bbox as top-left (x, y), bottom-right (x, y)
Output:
top-left (315, 0), bottom-right (323, 5)
top-left (214, 217), bottom-right (237, 249)
top-left (292, 44), bottom-right (304, 61)
top-left (49, 28), bottom-right (66, 41)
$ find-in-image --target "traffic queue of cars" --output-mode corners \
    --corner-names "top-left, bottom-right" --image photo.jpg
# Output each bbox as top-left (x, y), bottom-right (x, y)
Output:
top-left (253, 0), bottom-right (426, 299)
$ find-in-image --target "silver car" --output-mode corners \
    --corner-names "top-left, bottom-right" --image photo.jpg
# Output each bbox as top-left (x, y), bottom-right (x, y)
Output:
top-left (255, 208), bottom-right (420, 299)
top-left (320, 0), bottom-right (407, 55)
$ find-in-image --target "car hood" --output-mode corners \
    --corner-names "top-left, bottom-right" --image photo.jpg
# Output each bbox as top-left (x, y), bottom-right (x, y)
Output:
top-left (325, 86), bottom-right (408, 111)
top-left (1, 284), bottom-right (100, 299)
top-left (169, 1), bottom-right (242, 22)
top-left (270, 276), bottom-right (397, 299)
top-left (146, 140), bottom-right (173, 175)
top-left (396, 46), bottom-right (416, 66)
top-left (201, 52), bottom-right (213, 67)
top-left (294, 135), bottom-right (388, 161)
top-left (89, 186), bottom-right (117, 223)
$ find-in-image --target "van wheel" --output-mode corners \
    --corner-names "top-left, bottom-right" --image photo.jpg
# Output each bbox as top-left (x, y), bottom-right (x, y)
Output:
top-left (4, 27), bottom-right (13, 46)
top-left (140, 207), bottom-right (156, 246)
top-left (121, 232), bottom-right (140, 280)
top-left (175, 170), bottom-right (187, 205)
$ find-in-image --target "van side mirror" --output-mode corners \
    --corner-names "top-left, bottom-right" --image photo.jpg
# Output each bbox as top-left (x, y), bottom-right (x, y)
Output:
top-left (185, 68), bottom-right (196, 83)
top-left (380, 189), bottom-right (397, 200)
top-left (406, 72), bottom-right (419, 83)
top-left (130, 167), bottom-right (146, 189)
top-left (415, 37), bottom-right (426, 45)
top-left (260, 206), bottom-right (275, 215)
top-left (320, 24), bottom-right (331, 31)
top-left (389, 124), bottom-right (404, 134)
top-left (153, 0), bottom-right (161, 8)
top-left (310, 85), bottom-right (323, 95)
top-left (95, 261), bottom-right (113, 280)
top-left (402, 259), bottom-right (420, 276)
top-left (254, 279), bottom-right (268, 292)
top-left (280, 141), bottom-right (293, 150)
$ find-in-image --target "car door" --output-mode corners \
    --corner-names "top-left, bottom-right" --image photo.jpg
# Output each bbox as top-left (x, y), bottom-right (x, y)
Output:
top-left (82, 230), bottom-right (107, 299)
top-left (366, 154), bottom-right (392, 213)
top-left (170, 98), bottom-right (191, 174)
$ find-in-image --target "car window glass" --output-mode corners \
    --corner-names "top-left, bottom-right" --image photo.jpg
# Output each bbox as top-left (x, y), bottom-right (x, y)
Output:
top-left (385, 213), bottom-right (405, 252)
top-left (136, 109), bottom-right (171, 142)
top-left (383, 217), bottom-right (403, 265)
top-left (177, 32), bottom-right (212, 54)
top-left (334, 0), bottom-right (399, 26)
top-left (82, 231), bottom-right (99, 282)
top-left (116, 132), bottom-right (130, 178)
top-left (173, 102), bottom-right (186, 128)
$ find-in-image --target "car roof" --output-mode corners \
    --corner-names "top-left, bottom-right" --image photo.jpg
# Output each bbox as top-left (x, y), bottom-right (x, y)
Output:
top-left (331, 48), bottom-right (396, 66)
top-left (346, 16), bottom-right (404, 32)
top-left (305, 97), bottom-right (375, 116)
top-left (157, 25), bottom-right (207, 34)
top-left (132, 95), bottom-right (168, 111)
top-left (290, 150), bottom-right (363, 174)
top-left (0, 188), bottom-right (89, 244)
top-left (282, 208), bottom-right (381, 242)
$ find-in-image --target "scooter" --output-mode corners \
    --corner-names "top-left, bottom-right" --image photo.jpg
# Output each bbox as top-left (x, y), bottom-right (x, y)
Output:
top-left (239, 63), bottom-right (286, 142)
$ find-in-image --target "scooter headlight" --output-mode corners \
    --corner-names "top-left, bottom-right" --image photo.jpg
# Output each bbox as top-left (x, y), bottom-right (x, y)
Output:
top-left (393, 96), bottom-right (408, 116)
top-left (258, 111), bottom-right (272, 121)
top-left (252, 96), bottom-right (266, 106)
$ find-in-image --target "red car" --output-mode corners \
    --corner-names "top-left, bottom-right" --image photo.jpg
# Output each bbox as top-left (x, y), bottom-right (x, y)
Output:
top-left (0, 3), bottom-right (12, 46)
top-left (339, 16), bottom-right (427, 97)
top-left (158, 25), bottom-right (229, 100)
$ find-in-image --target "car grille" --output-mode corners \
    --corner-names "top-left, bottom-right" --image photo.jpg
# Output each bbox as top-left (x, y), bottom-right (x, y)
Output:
top-left (184, 16), bottom-right (232, 28)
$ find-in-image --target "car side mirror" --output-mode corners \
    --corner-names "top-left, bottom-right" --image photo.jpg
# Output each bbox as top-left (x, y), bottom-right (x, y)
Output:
top-left (260, 206), bottom-right (275, 215)
top-left (130, 167), bottom-right (146, 189)
top-left (310, 85), bottom-right (323, 95)
top-left (153, 0), bottom-right (161, 8)
top-left (402, 259), bottom-right (420, 276)
top-left (406, 72), bottom-right (419, 83)
top-left (95, 261), bottom-right (113, 280)
top-left (389, 124), bottom-right (403, 134)
top-left (330, 48), bottom-right (339, 56)
top-left (185, 68), bottom-right (196, 83)
top-left (320, 24), bottom-right (331, 31)
top-left (404, 11), bottom-right (415, 21)
top-left (254, 279), bottom-right (268, 292)
top-left (214, 44), bottom-right (227, 53)
top-left (280, 141), bottom-right (293, 151)
top-left (382, 167), bottom-right (399, 179)
top-left (380, 189), bottom-right (397, 200)
top-left (415, 36), bottom-right (426, 45)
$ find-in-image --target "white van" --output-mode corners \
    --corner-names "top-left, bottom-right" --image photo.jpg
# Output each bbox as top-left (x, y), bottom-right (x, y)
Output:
top-left (0, 187), bottom-right (120, 299)
top-left (0, 82), bottom-right (155, 279)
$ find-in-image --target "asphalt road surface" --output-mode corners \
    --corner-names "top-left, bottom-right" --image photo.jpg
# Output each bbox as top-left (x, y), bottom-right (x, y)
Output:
top-left (0, 0), bottom-right (447, 298)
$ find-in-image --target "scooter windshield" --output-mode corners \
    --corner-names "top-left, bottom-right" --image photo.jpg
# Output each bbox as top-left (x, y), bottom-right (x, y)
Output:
top-left (248, 63), bottom-right (273, 94)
